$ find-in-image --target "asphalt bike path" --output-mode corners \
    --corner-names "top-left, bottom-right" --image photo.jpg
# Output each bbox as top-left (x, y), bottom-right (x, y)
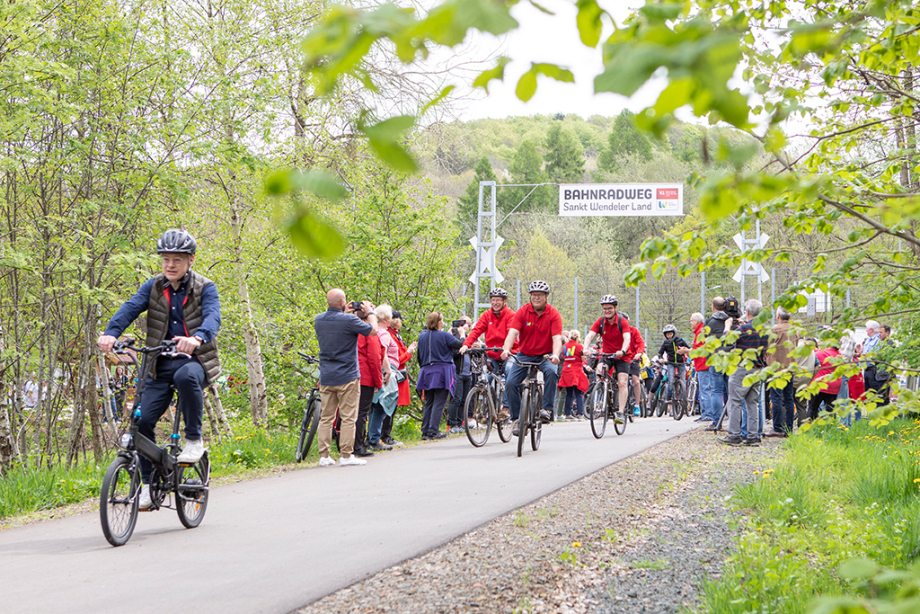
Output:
top-left (0, 417), bottom-right (695, 614)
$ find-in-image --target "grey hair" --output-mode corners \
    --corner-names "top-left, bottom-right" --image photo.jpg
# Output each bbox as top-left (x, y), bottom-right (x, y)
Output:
top-left (777, 307), bottom-right (791, 321)
top-left (865, 320), bottom-right (880, 332)
top-left (745, 299), bottom-right (763, 318)
top-left (691, 312), bottom-right (704, 324)
top-left (375, 304), bottom-right (393, 321)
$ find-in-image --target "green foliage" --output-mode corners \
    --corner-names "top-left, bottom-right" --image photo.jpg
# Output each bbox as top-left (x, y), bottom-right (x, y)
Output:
top-left (544, 125), bottom-right (585, 184)
top-left (505, 140), bottom-right (553, 214)
top-left (703, 419), bottom-right (920, 614)
top-left (0, 460), bottom-right (107, 518)
top-left (598, 111), bottom-right (653, 172)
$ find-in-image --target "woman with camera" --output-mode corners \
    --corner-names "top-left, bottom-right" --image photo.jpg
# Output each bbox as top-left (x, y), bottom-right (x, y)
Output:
top-left (416, 312), bottom-right (463, 439)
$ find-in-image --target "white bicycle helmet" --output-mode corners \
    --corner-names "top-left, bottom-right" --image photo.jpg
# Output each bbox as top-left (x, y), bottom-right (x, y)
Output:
top-left (599, 294), bottom-right (618, 305)
top-left (528, 280), bottom-right (550, 294)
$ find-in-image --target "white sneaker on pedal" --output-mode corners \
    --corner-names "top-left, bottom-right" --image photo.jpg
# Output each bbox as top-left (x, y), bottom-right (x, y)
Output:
top-left (512, 419), bottom-right (520, 436)
top-left (139, 484), bottom-right (152, 510)
top-left (319, 456), bottom-right (336, 467)
top-left (177, 439), bottom-right (205, 463)
top-left (339, 455), bottom-right (367, 466)
top-left (467, 419), bottom-right (478, 429)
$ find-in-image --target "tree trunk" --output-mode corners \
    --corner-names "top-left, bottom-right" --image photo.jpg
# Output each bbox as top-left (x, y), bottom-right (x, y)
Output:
top-left (0, 326), bottom-right (19, 474)
top-left (227, 187), bottom-right (269, 426)
top-left (206, 385), bottom-right (233, 441)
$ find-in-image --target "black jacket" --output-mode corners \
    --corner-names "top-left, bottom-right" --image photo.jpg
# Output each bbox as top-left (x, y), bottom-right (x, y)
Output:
top-left (658, 337), bottom-right (690, 363)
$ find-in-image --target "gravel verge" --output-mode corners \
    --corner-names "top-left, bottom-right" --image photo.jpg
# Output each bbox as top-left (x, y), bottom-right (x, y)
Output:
top-left (293, 427), bottom-right (784, 614)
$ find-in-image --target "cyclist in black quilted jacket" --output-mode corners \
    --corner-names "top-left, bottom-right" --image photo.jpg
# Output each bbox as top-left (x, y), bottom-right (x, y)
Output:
top-left (656, 325), bottom-right (690, 403)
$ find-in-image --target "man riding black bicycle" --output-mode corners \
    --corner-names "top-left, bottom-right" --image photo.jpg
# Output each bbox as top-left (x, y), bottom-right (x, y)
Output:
top-left (459, 287), bottom-right (519, 420)
top-left (97, 229), bottom-right (221, 510)
top-left (583, 295), bottom-right (631, 418)
top-left (500, 280), bottom-right (562, 435)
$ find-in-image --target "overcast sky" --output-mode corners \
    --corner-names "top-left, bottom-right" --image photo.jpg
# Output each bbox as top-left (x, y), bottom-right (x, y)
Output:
top-left (451, 0), bottom-right (656, 121)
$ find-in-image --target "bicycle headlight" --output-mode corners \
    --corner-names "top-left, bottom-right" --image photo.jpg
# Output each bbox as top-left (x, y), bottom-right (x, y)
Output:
top-left (120, 434), bottom-right (132, 448)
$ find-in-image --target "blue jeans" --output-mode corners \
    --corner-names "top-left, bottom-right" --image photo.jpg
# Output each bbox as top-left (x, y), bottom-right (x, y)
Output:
top-left (696, 369), bottom-right (716, 421)
top-left (367, 401), bottom-right (386, 445)
top-left (709, 366), bottom-right (726, 421)
top-left (770, 380), bottom-right (795, 433)
top-left (487, 357), bottom-right (513, 409)
top-left (506, 354), bottom-right (558, 421)
top-left (563, 387), bottom-right (584, 416)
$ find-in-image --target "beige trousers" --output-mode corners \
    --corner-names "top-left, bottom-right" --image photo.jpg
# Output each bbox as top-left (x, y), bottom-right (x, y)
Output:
top-left (318, 378), bottom-right (360, 457)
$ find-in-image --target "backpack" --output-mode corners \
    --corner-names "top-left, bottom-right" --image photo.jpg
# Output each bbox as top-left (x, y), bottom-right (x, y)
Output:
top-left (598, 313), bottom-right (625, 337)
top-left (724, 296), bottom-right (742, 319)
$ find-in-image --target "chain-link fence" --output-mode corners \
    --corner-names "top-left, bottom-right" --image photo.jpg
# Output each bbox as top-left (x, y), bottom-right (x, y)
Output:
top-left (464, 268), bottom-right (881, 342)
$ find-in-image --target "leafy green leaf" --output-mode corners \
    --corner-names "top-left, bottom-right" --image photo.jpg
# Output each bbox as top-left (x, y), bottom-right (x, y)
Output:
top-left (473, 57), bottom-right (510, 93)
top-left (838, 558), bottom-right (879, 580)
top-left (516, 70), bottom-right (537, 102)
top-left (288, 209), bottom-right (345, 259)
top-left (576, 0), bottom-right (604, 47)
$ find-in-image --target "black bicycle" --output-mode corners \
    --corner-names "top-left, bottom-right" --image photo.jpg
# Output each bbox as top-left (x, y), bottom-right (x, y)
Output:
top-left (463, 348), bottom-right (513, 447)
top-left (100, 339), bottom-right (209, 547)
top-left (588, 353), bottom-right (627, 438)
top-left (513, 355), bottom-right (547, 457)
top-left (662, 360), bottom-right (688, 421)
top-left (295, 352), bottom-right (322, 462)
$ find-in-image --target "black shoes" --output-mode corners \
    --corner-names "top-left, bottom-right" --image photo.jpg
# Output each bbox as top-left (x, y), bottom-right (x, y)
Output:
top-left (539, 410), bottom-right (553, 423)
top-left (353, 447), bottom-right (374, 457)
top-left (719, 435), bottom-right (744, 446)
top-left (743, 437), bottom-right (761, 446)
top-left (369, 441), bottom-right (393, 451)
top-left (704, 425), bottom-right (720, 432)
top-left (431, 432), bottom-right (447, 440)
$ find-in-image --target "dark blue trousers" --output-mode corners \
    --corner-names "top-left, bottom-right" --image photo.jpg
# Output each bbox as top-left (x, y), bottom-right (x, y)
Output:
top-left (137, 358), bottom-right (206, 482)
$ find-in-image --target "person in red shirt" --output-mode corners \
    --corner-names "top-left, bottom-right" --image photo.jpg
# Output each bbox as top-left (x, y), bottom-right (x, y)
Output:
top-left (356, 324), bottom-right (389, 457)
top-left (459, 287), bottom-right (519, 418)
top-left (557, 330), bottom-right (589, 419)
top-left (808, 345), bottom-right (843, 420)
top-left (620, 313), bottom-right (645, 416)
top-left (678, 312), bottom-right (714, 423)
top-left (583, 295), bottom-right (632, 418)
top-left (500, 280), bottom-right (563, 432)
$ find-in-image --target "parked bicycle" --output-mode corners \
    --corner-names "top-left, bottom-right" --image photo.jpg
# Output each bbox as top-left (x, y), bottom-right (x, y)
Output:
top-left (99, 339), bottom-right (209, 547)
top-left (588, 353), bottom-right (627, 438)
top-left (295, 352), bottom-right (322, 462)
top-left (685, 368), bottom-right (701, 417)
top-left (513, 355), bottom-right (547, 457)
top-left (463, 347), bottom-right (513, 447)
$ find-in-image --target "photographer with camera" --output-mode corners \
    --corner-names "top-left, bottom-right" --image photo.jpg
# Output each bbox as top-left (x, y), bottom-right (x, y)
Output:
top-left (313, 289), bottom-right (378, 466)
top-left (446, 316), bottom-right (473, 434)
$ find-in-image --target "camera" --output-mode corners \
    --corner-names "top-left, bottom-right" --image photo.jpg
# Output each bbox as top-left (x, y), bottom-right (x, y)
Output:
top-left (451, 319), bottom-right (466, 328)
top-left (350, 301), bottom-right (363, 312)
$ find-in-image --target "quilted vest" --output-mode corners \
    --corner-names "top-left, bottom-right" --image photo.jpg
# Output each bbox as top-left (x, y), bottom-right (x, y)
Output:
top-left (145, 271), bottom-right (221, 384)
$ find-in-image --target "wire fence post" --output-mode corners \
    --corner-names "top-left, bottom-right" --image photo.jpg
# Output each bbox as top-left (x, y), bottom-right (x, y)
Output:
top-left (771, 267), bottom-right (776, 324)
top-left (516, 279), bottom-right (522, 310)
top-left (700, 271), bottom-right (706, 315)
top-left (635, 283), bottom-right (641, 328)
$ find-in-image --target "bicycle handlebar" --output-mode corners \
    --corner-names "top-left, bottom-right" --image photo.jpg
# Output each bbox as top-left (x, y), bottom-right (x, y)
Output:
top-left (465, 347), bottom-right (503, 353)
top-left (512, 355), bottom-right (549, 367)
top-left (113, 339), bottom-right (179, 355)
top-left (297, 351), bottom-right (319, 364)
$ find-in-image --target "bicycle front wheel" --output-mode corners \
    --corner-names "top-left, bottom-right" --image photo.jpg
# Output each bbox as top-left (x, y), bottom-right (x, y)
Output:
top-left (687, 378), bottom-right (699, 417)
top-left (517, 389), bottom-right (530, 457)
top-left (655, 389), bottom-right (667, 417)
top-left (671, 382), bottom-right (685, 421)
top-left (100, 455), bottom-right (140, 547)
top-left (177, 451), bottom-right (210, 529)
top-left (589, 379), bottom-right (608, 439)
top-left (464, 385), bottom-right (492, 447)
top-left (613, 385), bottom-right (627, 435)
top-left (531, 387), bottom-right (543, 451)
top-left (296, 397), bottom-right (321, 462)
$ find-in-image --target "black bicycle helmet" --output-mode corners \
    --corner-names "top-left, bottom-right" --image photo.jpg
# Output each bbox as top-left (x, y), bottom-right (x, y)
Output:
top-left (663, 324), bottom-right (677, 335)
top-left (156, 229), bottom-right (197, 255)
top-left (489, 287), bottom-right (509, 298)
top-left (528, 280), bottom-right (550, 294)
top-left (600, 294), bottom-right (618, 305)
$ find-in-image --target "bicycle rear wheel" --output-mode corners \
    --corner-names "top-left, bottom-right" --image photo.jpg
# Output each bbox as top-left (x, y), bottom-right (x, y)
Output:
top-left (296, 397), bottom-right (321, 462)
top-left (687, 378), bottom-right (699, 417)
top-left (655, 389), bottom-right (667, 417)
top-left (671, 382), bottom-right (685, 421)
top-left (517, 389), bottom-right (530, 457)
top-left (464, 385), bottom-right (492, 447)
top-left (639, 386), bottom-right (650, 418)
top-left (100, 455), bottom-right (140, 547)
top-left (177, 451), bottom-right (210, 529)
top-left (589, 379), bottom-right (608, 439)
top-left (531, 387), bottom-right (543, 451)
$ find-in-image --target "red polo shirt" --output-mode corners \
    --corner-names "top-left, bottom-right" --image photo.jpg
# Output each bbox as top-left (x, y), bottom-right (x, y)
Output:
top-left (692, 321), bottom-right (709, 372)
top-left (590, 313), bottom-right (629, 354)
top-left (625, 326), bottom-right (644, 362)
top-left (509, 303), bottom-right (563, 356)
top-left (463, 306), bottom-right (520, 360)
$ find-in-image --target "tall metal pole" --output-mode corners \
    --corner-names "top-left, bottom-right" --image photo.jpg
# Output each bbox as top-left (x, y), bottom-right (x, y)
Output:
top-left (700, 271), bottom-right (706, 314)
top-left (740, 229), bottom-right (746, 304)
top-left (573, 277), bottom-right (579, 331)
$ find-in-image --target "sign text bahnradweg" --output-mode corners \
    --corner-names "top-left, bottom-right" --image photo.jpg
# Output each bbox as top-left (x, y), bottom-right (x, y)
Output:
top-left (558, 184), bottom-right (684, 217)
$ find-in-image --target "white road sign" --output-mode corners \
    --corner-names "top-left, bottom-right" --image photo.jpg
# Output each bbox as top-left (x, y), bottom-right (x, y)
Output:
top-left (558, 184), bottom-right (683, 217)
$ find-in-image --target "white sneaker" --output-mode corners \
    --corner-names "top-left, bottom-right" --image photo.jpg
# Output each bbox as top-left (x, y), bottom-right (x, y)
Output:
top-left (467, 419), bottom-right (478, 429)
top-left (318, 456), bottom-right (336, 467)
top-left (339, 455), bottom-right (367, 466)
top-left (139, 484), bottom-right (152, 510)
top-left (177, 439), bottom-right (205, 463)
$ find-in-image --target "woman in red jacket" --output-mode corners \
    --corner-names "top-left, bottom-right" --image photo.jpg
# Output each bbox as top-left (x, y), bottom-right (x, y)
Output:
top-left (558, 330), bottom-right (590, 420)
top-left (383, 310), bottom-right (416, 446)
top-left (808, 345), bottom-right (842, 420)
